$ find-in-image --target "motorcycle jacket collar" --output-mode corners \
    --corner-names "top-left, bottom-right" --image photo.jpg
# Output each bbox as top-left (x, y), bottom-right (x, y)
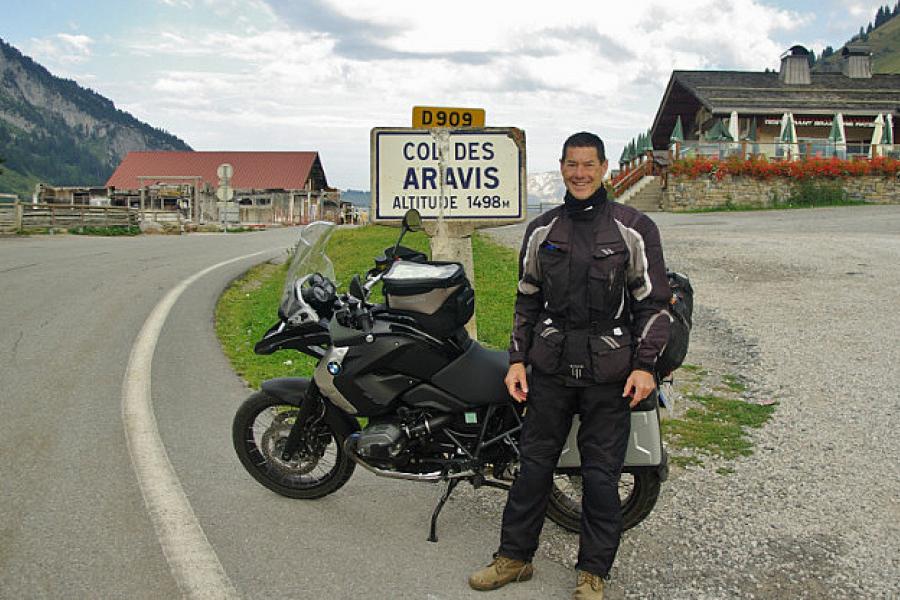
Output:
top-left (563, 185), bottom-right (607, 215)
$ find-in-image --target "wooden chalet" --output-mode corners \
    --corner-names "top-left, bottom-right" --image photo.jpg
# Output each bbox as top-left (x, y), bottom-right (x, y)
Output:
top-left (648, 45), bottom-right (900, 160)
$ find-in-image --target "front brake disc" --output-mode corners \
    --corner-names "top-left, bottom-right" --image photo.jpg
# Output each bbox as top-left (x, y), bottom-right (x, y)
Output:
top-left (260, 421), bottom-right (318, 476)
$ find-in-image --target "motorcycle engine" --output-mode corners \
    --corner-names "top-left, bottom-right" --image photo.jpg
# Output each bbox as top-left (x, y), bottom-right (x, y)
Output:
top-left (355, 422), bottom-right (406, 461)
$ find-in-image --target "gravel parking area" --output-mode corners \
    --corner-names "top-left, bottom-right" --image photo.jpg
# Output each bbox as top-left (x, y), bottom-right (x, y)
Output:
top-left (478, 205), bottom-right (900, 599)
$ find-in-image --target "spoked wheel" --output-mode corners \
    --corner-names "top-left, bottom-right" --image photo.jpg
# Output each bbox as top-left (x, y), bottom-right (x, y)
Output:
top-left (546, 468), bottom-right (662, 533)
top-left (232, 391), bottom-right (354, 499)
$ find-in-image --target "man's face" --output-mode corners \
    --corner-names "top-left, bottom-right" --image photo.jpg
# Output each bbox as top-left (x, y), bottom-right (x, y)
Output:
top-left (560, 146), bottom-right (608, 200)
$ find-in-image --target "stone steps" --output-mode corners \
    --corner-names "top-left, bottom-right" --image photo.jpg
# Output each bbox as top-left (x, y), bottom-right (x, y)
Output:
top-left (619, 176), bottom-right (663, 212)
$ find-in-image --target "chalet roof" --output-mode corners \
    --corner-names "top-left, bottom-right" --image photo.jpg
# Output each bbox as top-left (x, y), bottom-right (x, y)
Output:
top-left (650, 69), bottom-right (900, 149)
top-left (671, 70), bottom-right (900, 115)
top-left (106, 151), bottom-right (325, 191)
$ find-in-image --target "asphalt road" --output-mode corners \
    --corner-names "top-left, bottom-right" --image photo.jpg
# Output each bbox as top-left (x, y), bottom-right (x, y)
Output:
top-left (0, 229), bottom-right (573, 600)
top-left (3, 206), bottom-right (897, 599)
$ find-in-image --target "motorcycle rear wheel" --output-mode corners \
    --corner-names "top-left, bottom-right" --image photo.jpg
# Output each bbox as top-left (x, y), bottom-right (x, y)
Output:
top-left (546, 468), bottom-right (661, 533)
top-left (232, 391), bottom-right (354, 499)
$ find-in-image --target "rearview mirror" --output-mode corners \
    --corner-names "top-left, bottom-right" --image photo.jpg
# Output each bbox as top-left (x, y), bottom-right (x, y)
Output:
top-left (402, 209), bottom-right (422, 232)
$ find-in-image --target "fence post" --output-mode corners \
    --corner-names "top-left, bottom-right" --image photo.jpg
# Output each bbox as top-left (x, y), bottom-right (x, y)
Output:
top-left (15, 201), bottom-right (23, 230)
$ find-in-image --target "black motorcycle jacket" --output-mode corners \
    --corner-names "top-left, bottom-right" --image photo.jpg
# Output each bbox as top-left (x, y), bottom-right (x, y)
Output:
top-left (508, 187), bottom-right (672, 382)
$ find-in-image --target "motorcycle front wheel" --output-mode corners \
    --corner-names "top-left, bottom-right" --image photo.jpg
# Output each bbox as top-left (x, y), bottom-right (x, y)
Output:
top-left (232, 391), bottom-right (355, 499)
top-left (546, 468), bottom-right (661, 533)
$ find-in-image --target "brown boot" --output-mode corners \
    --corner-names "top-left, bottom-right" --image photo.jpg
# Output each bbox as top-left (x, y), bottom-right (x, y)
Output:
top-left (468, 555), bottom-right (534, 591)
top-left (573, 571), bottom-right (605, 599)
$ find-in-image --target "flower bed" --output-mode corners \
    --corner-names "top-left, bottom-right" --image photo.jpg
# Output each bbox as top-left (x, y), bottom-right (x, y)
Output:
top-left (669, 156), bottom-right (900, 181)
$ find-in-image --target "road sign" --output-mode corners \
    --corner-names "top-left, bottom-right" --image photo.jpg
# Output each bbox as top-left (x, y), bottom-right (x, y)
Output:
top-left (216, 186), bottom-right (234, 202)
top-left (412, 106), bottom-right (485, 129)
top-left (371, 127), bottom-right (525, 222)
top-left (217, 163), bottom-right (234, 181)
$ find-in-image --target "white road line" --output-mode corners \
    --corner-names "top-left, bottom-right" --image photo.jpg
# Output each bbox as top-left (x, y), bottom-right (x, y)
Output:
top-left (122, 250), bottom-right (270, 599)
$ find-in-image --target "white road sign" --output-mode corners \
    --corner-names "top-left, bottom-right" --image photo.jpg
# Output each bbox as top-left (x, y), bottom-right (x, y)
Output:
top-left (216, 186), bottom-right (234, 201)
top-left (371, 127), bottom-right (525, 222)
top-left (217, 163), bottom-right (234, 181)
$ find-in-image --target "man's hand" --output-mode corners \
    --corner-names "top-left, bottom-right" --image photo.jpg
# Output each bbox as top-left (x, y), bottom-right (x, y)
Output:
top-left (623, 369), bottom-right (656, 408)
top-left (505, 362), bottom-right (529, 403)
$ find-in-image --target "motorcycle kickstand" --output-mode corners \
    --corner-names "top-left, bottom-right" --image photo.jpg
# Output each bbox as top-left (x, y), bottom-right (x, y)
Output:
top-left (427, 478), bottom-right (460, 543)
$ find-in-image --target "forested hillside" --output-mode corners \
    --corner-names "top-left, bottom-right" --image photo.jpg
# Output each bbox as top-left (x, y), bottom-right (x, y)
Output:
top-left (0, 37), bottom-right (190, 199)
top-left (814, 3), bottom-right (900, 73)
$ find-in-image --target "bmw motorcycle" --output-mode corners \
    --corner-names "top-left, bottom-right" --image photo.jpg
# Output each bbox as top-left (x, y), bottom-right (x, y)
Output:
top-left (232, 210), bottom-right (669, 541)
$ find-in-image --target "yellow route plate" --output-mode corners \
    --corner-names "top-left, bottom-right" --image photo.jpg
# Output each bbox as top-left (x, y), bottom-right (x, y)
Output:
top-left (412, 106), bottom-right (485, 129)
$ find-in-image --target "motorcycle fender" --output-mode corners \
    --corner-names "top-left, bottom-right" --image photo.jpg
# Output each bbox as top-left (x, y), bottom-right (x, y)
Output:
top-left (260, 377), bottom-right (311, 402)
top-left (557, 410), bottom-right (663, 468)
top-left (260, 377), bottom-right (360, 439)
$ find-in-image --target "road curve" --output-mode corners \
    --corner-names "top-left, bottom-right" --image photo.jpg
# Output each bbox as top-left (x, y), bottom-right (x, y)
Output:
top-left (0, 229), bottom-right (575, 600)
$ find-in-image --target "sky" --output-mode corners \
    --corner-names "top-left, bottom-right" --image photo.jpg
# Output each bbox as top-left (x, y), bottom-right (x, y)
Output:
top-left (0, 0), bottom-right (890, 189)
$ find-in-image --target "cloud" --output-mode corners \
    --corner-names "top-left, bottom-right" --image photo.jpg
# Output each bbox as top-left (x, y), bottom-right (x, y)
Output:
top-left (28, 33), bottom-right (94, 65)
top-left (106, 0), bottom-right (809, 188)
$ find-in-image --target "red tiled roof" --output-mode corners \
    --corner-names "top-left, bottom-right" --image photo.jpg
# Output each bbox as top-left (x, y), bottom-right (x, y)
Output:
top-left (106, 151), bottom-right (323, 190)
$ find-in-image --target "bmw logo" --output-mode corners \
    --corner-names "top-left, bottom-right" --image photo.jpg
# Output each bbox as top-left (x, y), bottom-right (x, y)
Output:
top-left (327, 362), bottom-right (342, 376)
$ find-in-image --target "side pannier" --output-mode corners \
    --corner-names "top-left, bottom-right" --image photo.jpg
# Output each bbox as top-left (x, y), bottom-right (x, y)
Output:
top-left (382, 261), bottom-right (475, 337)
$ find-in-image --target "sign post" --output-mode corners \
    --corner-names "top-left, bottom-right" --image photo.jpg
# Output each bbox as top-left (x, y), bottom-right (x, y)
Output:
top-left (371, 124), bottom-right (526, 339)
top-left (216, 163), bottom-right (237, 230)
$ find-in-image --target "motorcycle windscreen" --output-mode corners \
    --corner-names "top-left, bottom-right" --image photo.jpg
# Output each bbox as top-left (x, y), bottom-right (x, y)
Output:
top-left (280, 221), bottom-right (337, 318)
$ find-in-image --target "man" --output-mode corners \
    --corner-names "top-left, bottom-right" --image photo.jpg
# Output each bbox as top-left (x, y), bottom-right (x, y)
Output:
top-left (469, 132), bottom-right (671, 599)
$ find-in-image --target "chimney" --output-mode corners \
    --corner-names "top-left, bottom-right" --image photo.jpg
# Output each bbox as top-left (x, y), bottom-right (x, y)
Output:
top-left (779, 45), bottom-right (811, 85)
top-left (841, 44), bottom-right (873, 79)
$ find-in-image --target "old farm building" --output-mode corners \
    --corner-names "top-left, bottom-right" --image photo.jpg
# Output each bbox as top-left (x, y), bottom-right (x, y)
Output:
top-left (105, 151), bottom-right (341, 225)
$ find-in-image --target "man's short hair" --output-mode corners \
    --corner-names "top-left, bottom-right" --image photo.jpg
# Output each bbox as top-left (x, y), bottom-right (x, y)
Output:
top-left (561, 132), bottom-right (606, 163)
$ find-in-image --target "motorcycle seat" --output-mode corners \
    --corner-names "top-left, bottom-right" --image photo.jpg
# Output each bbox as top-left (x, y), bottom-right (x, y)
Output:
top-left (431, 341), bottom-right (511, 406)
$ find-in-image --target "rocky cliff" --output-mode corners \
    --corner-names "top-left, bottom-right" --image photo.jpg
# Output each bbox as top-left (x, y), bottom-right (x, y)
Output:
top-left (0, 37), bottom-right (190, 198)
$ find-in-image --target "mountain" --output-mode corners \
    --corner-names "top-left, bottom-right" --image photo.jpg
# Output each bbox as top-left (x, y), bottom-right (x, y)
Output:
top-left (341, 188), bottom-right (370, 208)
top-left (0, 37), bottom-right (190, 199)
top-left (527, 171), bottom-right (565, 205)
top-left (814, 8), bottom-right (900, 73)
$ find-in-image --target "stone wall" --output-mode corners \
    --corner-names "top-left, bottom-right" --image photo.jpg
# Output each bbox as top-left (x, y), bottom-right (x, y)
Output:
top-left (664, 175), bottom-right (900, 210)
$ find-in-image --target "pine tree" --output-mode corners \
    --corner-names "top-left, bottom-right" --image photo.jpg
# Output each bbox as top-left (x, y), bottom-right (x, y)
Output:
top-left (867, 22), bottom-right (874, 34)
top-left (876, 6), bottom-right (885, 28)
top-left (822, 46), bottom-right (834, 59)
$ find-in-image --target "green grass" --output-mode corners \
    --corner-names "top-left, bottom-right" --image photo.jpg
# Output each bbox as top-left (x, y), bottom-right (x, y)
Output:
top-left (69, 225), bottom-right (140, 236)
top-left (661, 391), bottom-right (776, 465)
top-left (721, 373), bottom-right (747, 393)
top-left (679, 363), bottom-right (708, 377)
top-left (471, 234), bottom-right (518, 349)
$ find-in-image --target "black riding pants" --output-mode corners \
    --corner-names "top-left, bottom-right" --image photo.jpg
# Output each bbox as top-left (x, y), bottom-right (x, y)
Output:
top-left (498, 374), bottom-right (631, 577)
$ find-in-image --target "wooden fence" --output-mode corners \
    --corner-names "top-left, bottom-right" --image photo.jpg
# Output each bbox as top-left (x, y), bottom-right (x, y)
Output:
top-left (0, 203), bottom-right (20, 234)
top-left (139, 209), bottom-right (185, 224)
top-left (0, 202), bottom-right (139, 233)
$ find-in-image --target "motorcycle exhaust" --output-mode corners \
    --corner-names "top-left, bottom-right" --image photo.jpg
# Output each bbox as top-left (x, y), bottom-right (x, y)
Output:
top-left (344, 435), bottom-right (474, 482)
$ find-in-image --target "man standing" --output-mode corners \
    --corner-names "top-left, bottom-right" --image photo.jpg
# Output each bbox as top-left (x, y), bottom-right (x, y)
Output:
top-left (469, 132), bottom-right (671, 599)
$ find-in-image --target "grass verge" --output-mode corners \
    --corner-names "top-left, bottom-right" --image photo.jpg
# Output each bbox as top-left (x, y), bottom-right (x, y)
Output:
top-left (662, 366), bottom-right (776, 470)
top-left (69, 225), bottom-right (141, 236)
